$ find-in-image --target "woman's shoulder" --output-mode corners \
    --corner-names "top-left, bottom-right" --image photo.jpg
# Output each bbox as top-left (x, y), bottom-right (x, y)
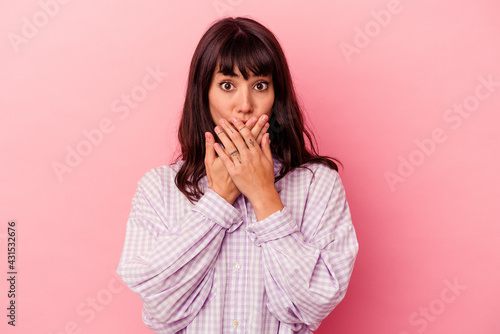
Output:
top-left (294, 160), bottom-right (341, 181)
top-left (136, 161), bottom-right (185, 190)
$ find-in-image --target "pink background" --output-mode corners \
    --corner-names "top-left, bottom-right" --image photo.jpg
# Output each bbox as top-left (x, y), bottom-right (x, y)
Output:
top-left (1, 0), bottom-right (499, 333)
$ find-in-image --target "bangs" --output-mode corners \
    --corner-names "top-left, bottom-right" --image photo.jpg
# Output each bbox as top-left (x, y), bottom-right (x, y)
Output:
top-left (217, 31), bottom-right (274, 79)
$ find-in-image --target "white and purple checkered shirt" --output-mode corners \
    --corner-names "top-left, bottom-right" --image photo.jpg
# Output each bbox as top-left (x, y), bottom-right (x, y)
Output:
top-left (117, 156), bottom-right (358, 333)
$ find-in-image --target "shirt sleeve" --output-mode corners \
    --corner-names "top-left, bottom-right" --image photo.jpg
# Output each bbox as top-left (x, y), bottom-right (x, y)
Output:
top-left (116, 167), bottom-right (243, 333)
top-left (246, 165), bottom-right (359, 332)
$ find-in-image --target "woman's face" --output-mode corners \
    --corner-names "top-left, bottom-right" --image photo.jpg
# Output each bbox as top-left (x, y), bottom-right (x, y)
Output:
top-left (208, 65), bottom-right (274, 127)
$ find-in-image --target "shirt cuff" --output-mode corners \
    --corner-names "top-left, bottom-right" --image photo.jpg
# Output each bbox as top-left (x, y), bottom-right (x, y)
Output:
top-left (193, 188), bottom-right (243, 230)
top-left (246, 206), bottom-right (299, 246)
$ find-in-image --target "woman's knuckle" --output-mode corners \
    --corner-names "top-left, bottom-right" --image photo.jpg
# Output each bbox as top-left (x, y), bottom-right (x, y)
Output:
top-left (240, 150), bottom-right (249, 159)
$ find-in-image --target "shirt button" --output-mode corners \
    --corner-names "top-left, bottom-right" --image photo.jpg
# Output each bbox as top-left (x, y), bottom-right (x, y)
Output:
top-left (234, 263), bottom-right (241, 271)
top-left (233, 320), bottom-right (239, 327)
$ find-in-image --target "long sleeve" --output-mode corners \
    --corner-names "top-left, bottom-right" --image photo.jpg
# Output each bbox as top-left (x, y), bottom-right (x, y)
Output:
top-left (246, 165), bottom-right (358, 332)
top-left (116, 167), bottom-right (244, 333)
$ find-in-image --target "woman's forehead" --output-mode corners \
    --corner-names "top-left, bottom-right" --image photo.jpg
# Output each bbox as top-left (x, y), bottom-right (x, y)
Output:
top-left (213, 61), bottom-right (271, 79)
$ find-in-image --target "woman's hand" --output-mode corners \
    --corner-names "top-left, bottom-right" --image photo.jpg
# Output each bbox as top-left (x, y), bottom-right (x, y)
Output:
top-left (205, 116), bottom-right (270, 205)
top-left (211, 115), bottom-right (277, 206)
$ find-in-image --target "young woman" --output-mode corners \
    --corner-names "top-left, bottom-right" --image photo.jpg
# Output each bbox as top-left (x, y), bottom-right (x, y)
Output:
top-left (117, 17), bottom-right (358, 334)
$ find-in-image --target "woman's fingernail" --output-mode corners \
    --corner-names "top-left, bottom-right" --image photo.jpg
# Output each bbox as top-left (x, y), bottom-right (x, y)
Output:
top-left (232, 117), bottom-right (239, 123)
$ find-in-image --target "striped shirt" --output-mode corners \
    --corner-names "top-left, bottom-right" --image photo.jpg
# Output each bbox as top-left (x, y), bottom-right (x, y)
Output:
top-left (116, 156), bottom-right (359, 333)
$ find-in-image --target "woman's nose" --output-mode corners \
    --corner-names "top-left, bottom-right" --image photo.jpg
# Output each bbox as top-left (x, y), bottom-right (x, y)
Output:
top-left (236, 88), bottom-right (253, 113)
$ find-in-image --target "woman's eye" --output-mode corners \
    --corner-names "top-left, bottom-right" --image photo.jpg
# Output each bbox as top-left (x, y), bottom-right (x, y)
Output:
top-left (254, 81), bottom-right (269, 91)
top-left (220, 82), bottom-right (234, 91)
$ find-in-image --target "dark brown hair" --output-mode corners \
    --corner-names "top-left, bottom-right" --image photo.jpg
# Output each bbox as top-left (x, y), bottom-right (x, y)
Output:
top-left (172, 16), bottom-right (341, 203)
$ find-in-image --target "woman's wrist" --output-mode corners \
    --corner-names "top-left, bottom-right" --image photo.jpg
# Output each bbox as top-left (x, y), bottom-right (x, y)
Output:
top-left (249, 189), bottom-right (284, 222)
top-left (209, 186), bottom-right (240, 205)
